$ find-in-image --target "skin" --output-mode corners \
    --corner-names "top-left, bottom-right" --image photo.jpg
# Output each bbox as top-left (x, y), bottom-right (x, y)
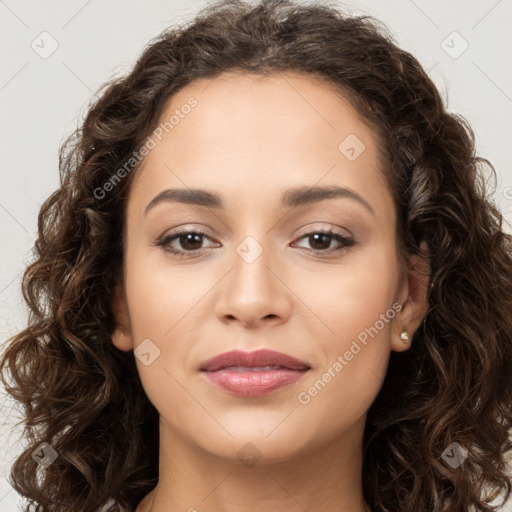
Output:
top-left (111, 71), bottom-right (430, 512)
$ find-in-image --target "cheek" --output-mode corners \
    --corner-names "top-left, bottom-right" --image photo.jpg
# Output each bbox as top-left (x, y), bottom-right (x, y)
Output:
top-left (302, 245), bottom-right (399, 340)
top-left (295, 247), bottom-right (398, 409)
top-left (122, 249), bottom-right (215, 410)
top-left (124, 247), bottom-right (213, 339)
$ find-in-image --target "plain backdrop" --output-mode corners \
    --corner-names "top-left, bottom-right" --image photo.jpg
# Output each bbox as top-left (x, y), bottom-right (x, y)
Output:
top-left (1, 0), bottom-right (511, 510)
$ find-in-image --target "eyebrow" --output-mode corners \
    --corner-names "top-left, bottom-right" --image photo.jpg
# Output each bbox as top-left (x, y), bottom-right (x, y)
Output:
top-left (143, 185), bottom-right (375, 216)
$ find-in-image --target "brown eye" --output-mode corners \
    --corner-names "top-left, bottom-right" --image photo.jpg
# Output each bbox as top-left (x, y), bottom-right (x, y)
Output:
top-left (156, 230), bottom-right (216, 256)
top-left (294, 230), bottom-right (355, 254)
top-left (307, 233), bottom-right (334, 251)
top-left (175, 233), bottom-right (204, 251)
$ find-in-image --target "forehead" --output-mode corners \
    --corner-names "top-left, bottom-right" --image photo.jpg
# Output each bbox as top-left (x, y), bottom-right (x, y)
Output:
top-left (128, 71), bottom-right (392, 218)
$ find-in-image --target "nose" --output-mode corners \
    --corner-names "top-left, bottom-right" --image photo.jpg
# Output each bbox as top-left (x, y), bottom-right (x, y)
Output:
top-left (214, 239), bottom-right (292, 329)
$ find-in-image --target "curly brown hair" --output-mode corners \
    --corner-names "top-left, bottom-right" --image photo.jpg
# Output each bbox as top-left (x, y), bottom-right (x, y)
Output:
top-left (1, 0), bottom-right (511, 511)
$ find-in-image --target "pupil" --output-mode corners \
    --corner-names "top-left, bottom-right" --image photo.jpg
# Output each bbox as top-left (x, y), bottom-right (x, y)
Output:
top-left (310, 233), bottom-right (331, 250)
top-left (182, 233), bottom-right (202, 250)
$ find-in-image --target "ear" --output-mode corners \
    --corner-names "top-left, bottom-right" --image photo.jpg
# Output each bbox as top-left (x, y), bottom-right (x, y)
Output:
top-left (110, 282), bottom-right (133, 352)
top-left (392, 240), bottom-right (431, 352)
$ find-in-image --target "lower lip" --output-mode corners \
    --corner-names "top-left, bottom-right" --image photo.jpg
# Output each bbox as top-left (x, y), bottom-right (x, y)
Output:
top-left (201, 368), bottom-right (309, 397)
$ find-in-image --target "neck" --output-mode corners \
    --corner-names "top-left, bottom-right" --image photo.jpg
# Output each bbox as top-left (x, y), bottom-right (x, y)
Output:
top-left (136, 415), bottom-right (371, 512)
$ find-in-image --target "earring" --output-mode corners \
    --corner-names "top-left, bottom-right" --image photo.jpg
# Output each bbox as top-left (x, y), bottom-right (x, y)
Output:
top-left (400, 326), bottom-right (410, 344)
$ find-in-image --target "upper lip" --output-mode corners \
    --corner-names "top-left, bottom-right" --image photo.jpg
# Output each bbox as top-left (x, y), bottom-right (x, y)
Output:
top-left (199, 349), bottom-right (311, 372)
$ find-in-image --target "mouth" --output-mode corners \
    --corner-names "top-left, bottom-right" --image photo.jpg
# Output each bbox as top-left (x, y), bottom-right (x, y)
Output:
top-left (210, 365), bottom-right (299, 371)
top-left (199, 349), bottom-right (311, 397)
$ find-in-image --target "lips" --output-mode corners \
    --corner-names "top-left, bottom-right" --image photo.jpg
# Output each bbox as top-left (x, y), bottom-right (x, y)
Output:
top-left (199, 349), bottom-right (311, 397)
top-left (199, 349), bottom-right (310, 372)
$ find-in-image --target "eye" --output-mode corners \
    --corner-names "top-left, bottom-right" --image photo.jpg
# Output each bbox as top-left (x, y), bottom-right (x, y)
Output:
top-left (292, 229), bottom-right (355, 254)
top-left (155, 229), bottom-right (217, 256)
top-left (154, 227), bottom-right (355, 258)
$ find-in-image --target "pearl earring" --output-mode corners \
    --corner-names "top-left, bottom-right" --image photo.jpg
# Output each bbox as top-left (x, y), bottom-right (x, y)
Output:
top-left (400, 326), bottom-right (410, 344)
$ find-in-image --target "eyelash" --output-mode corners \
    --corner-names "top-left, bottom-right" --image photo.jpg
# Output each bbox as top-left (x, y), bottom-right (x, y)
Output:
top-left (155, 228), bottom-right (356, 258)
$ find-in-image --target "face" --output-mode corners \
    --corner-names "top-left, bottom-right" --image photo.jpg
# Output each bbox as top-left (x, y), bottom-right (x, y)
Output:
top-left (111, 71), bottom-right (428, 464)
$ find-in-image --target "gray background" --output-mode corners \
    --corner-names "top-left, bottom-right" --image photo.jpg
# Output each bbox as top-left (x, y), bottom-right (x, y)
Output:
top-left (1, 0), bottom-right (511, 510)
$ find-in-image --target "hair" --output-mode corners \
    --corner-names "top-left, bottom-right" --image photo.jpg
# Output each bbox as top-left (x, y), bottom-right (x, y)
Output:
top-left (1, 0), bottom-right (511, 510)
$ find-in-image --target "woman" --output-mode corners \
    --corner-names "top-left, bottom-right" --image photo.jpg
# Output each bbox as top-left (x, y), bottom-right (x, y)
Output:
top-left (1, 0), bottom-right (511, 511)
